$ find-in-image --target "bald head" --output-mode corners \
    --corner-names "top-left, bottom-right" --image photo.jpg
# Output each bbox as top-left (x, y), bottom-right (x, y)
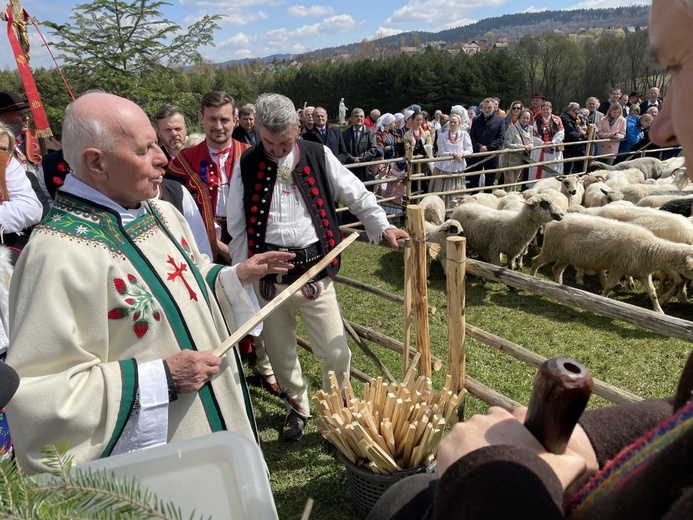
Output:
top-left (62, 92), bottom-right (167, 208)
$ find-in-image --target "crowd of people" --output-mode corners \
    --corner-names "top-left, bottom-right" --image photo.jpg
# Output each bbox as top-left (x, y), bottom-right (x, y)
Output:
top-left (0, 3), bottom-right (690, 518)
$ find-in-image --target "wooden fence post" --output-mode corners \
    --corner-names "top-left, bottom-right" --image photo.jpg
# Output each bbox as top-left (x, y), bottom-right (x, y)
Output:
top-left (406, 205), bottom-right (432, 378)
top-left (446, 237), bottom-right (466, 394)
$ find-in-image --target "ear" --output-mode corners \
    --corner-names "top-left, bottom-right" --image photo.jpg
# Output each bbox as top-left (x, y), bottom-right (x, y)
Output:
top-left (82, 147), bottom-right (108, 180)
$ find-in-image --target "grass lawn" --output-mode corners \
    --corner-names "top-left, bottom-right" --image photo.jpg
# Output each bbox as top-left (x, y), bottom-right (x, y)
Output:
top-left (248, 240), bottom-right (693, 520)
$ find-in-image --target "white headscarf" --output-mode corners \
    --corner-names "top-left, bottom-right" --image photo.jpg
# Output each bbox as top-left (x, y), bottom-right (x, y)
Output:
top-left (451, 105), bottom-right (470, 124)
top-left (377, 113), bottom-right (396, 132)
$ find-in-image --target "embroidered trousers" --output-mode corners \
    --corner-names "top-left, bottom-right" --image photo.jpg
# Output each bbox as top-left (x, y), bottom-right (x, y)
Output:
top-left (254, 277), bottom-right (351, 417)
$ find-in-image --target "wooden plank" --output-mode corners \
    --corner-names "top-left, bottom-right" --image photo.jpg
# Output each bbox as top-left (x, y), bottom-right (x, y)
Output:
top-left (446, 237), bottom-right (467, 394)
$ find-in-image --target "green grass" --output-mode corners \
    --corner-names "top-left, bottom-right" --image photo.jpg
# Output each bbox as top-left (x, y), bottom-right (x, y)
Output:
top-left (247, 241), bottom-right (692, 519)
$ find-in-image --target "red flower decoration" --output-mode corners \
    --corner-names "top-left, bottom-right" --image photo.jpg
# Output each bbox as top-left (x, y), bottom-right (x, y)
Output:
top-left (114, 278), bottom-right (126, 295)
top-left (248, 240), bottom-right (255, 247)
top-left (331, 258), bottom-right (338, 266)
top-left (248, 249), bottom-right (254, 257)
top-left (317, 199), bottom-right (324, 207)
top-left (252, 194), bottom-right (260, 202)
top-left (250, 216), bottom-right (257, 224)
top-left (302, 166), bottom-right (311, 175)
top-left (328, 239), bottom-right (336, 248)
top-left (311, 188), bottom-right (319, 196)
top-left (125, 298), bottom-right (134, 305)
top-left (307, 178), bottom-right (315, 186)
top-left (57, 162), bottom-right (68, 173)
top-left (127, 274), bottom-right (137, 283)
top-left (248, 228), bottom-right (255, 235)
top-left (251, 206), bottom-right (258, 213)
top-left (153, 312), bottom-right (161, 322)
top-left (258, 172), bottom-right (265, 179)
top-left (320, 209), bottom-right (326, 217)
top-left (255, 183), bottom-right (262, 191)
top-left (327, 230), bottom-right (333, 238)
top-left (259, 162), bottom-right (266, 170)
top-left (134, 321), bottom-right (149, 339)
top-left (53, 176), bottom-right (64, 186)
top-left (108, 307), bottom-right (127, 320)
top-left (323, 219), bottom-right (329, 227)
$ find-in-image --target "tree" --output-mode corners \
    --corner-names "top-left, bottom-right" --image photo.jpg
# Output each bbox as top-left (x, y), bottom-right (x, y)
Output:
top-left (44, 0), bottom-right (222, 97)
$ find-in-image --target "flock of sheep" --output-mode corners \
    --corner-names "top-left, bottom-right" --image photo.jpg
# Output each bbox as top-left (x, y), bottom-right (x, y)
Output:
top-left (419, 156), bottom-right (692, 314)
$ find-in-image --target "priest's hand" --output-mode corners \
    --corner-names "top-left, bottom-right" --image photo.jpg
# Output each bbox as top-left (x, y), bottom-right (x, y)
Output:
top-left (166, 350), bottom-right (222, 393)
top-left (236, 251), bottom-right (295, 286)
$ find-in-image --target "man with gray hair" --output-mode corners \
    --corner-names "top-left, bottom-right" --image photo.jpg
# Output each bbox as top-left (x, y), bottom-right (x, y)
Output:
top-left (232, 104), bottom-right (261, 146)
top-left (560, 102), bottom-right (587, 174)
top-left (227, 93), bottom-right (408, 441)
top-left (5, 92), bottom-right (294, 473)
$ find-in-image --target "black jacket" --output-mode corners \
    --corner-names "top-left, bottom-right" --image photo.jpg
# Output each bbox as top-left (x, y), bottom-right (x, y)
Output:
top-left (302, 125), bottom-right (349, 164)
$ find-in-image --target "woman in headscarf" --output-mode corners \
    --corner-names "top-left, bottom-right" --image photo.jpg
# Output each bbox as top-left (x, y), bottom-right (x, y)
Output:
top-left (450, 105), bottom-right (471, 132)
top-left (431, 114), bottom-right (473, 208)
top-left (376, 113), bottom-right (398, 161)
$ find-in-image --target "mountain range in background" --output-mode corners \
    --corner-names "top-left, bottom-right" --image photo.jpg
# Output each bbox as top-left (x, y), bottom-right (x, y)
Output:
top-left (215, 5), bottom-right (650, 67)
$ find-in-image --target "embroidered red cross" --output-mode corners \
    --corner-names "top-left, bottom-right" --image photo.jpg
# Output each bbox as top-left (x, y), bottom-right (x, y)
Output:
top-left (166, 255), bottom-right (198, 301)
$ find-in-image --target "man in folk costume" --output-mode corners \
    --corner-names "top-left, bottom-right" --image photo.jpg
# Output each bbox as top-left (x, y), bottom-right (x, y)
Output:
top-left (0, 91), bottom-right (41, 176)
top-left (5, 92), bottom-right (295, 474)
top-left (528, 101), bottom-right (565, 183)
top-left (227, 94), bottom-right (409, 441)
top-left (166, 91), bottom-right (249, 264)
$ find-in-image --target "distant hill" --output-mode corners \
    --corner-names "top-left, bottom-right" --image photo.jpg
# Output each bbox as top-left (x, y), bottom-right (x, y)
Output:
top-left (297, 5), bottom-right (651, 61)
top-left (216, 53), bottom-right (293, 67)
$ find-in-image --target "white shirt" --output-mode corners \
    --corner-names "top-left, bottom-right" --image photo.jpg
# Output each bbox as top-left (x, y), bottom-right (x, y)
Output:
top-left (0, 156), bottom-right (43, 235)
top-left (208, 145), bottom-right (230, 218)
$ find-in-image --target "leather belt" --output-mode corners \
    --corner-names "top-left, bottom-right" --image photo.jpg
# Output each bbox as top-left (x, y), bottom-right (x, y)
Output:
top-left (264, 242), bottom-right (325, 284)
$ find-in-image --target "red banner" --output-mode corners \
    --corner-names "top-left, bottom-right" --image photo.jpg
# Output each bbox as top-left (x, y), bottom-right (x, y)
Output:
top-left (5, 7), bottom-right (52, 138)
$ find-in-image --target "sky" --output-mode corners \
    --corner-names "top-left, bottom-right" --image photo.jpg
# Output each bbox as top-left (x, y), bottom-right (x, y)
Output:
top-left (2, 0), bottom-right (650, 70)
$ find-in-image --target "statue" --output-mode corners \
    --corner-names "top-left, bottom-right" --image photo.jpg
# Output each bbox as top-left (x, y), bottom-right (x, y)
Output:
top-left (338, 98), bottom-right (347, 126)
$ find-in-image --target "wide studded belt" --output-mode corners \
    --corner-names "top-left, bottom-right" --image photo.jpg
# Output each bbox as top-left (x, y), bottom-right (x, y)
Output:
top-left (263, 242), bottom-right (325, 284)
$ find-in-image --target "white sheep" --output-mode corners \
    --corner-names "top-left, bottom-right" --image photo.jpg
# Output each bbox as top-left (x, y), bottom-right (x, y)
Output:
top-left (636, 193), bottom-right (693, 209)
top-left (424, 219), bottom-right (463, 275)
top-left (419, 194), bottom-right (446, 226)
top-left (452, 193), bottom-right (501, 210)
top-left (530, 213), bottom-right (693, 313)
top-left (533, 175), bottom-right (585, 206)
top-left (587, 157), bottom-right (664, 179)
top-left (451, 192), bottom-right (565, 269)
top-left (583, 182), bottom-right (623, 207)
top-left (604, 167), bottom-right (646, 187)
top-left (610, 183), bottom-right (686, 204)
top-left (660, 156), bottom-right (686, 179)
top-left (523, 187), bottom-right (570, 212)
top-left (496, 192), bottom-right (526, 212)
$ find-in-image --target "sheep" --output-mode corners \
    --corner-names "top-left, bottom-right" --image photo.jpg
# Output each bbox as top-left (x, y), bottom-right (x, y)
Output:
top-left (530, 213), bottom-right (693, 314)
top-left (452, 193), bottom-right (501, 210)
top-left (604, 167), bottom-right (646, 187)
top-left (533, 175), bottom-right (585, 206)
top-left (583, 182), bottom-right (624, 207)
top-left (451, 192), bottom-right (564, 269)
top-left (637, 193), bottom-right (693, 209)
top-left (424, 219), bottom-right (464, 275)
top-left (419, 194), bottom-right (446, 226)
top-left (660, 197), bottom-right (693, 216)
top-left (587, 157), bottom-right (664, 179)
top-left (661, 156), bottom-right (686, 179)
top-left (610, 183), bottom-right (687, 204)
top-left (496, 192), bottom-right (526, 212)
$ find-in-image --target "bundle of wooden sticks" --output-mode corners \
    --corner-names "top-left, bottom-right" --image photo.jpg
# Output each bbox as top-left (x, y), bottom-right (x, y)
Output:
top-left (313, 368), bottom-right (464, 474)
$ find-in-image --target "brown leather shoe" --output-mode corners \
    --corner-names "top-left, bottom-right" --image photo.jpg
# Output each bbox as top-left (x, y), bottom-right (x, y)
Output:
top-left (260, 374), bottom-right (282, 397)
top-left (282, 410), bottom-right (306, 441)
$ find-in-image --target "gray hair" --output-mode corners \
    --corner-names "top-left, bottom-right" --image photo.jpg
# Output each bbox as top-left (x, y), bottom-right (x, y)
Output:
top-left (62, 99), bottom-right (117, 176)
top-left (0, 122), bottom-right (16, 151)
top-left (255, 93), bottom-right (300, 133)
top-left (566, 102), bottom-right (580, 112)
top-left (351, 108), bottom-right (365, 117)
top-left (238, 104), bottom-right (255, 117)
top-left (481, 97), bottom-right (495, 106)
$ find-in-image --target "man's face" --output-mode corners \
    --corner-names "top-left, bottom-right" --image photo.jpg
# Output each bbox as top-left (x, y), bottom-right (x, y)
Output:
top-left (0, 109), bottom-right (29, 134)
top-left (586, 99), bottom-right (598, 112)
top-left (351, 112), bottom-right (365, 129)
top-left (540, 104), bottom-right (552, 119)
top-left (650, 87), bottom-right (660, 100)
top-left (156, 113), bottom-right (187, 155)
top-left (609, 89), bottom-right (621, 102)
top-left (303, 108), bottom-right (314, 125)
top-left (100, 109), bottom-right (168, 209)
top-left (313, 109), bottom-right (327, 128)
top-left (649, 0), bottom-right (690, 167)
top-left (640, 116), bottom-right (653, 129)
top-left (240, 113), bottom-right (254, 132)
top-left (234, 107), bottom-right (239, 128)
top-left (259, 125), bottom-right (298, 160)
top-left (481, 102), bottom-right (494, 117)
top-left (200, 104), bottom-right (235, 147)
top-left (530, 97), bottom-right (543, 108)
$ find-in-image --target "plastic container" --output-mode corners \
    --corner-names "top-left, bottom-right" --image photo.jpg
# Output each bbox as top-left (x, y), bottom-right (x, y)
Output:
top-left (79, 431), bottom-right (278, 519)
top-left (338, 453), bottom-right (427, 519)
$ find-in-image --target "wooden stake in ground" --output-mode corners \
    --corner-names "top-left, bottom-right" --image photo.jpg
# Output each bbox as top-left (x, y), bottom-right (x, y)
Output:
top-left (402, 238), bottom-right (413, 380)
top-left (406, 205), bottom-right (431, 378)
top-left (213, 232), bottom-right (359, 357)
top-left (446, 236), bottom-right (466, 395)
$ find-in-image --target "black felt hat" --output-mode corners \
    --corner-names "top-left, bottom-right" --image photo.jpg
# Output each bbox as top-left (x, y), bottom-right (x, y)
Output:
top-left (0, 91), bottom-right (29, 113)
top-left (0, 363), bottom-right (19, 408)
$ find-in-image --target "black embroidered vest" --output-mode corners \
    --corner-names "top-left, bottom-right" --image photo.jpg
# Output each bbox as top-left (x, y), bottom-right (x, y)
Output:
top-left (239, 140), bottom-right (343, 278)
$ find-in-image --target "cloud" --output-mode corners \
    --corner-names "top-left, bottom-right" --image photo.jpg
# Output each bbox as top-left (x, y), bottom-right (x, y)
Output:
top-left (566, 0), bottom-right (650, 8)
top-left (179, 0), bottom-right (284, 7)
top-left (287, 5), bottom-right (335, 17)
top-left (374, 27), bottom-right (405, 39)
top-left (386, 0), bottom-right (507, 26)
